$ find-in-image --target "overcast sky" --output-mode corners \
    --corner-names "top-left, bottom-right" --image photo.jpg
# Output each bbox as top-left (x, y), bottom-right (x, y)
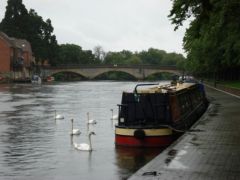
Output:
top-left (0, 0), bottom-right (187, 55)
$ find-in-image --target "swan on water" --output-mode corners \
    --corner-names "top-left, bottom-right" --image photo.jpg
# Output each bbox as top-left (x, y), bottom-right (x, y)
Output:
top-left (110, 109), bottom-right (118, 120)
top-left (54, 110), bottom-right (64, 120)
top-left (73, 131), bottom-right (96, 151)
top-left (87, 112), bottom-right (97, 125)
top-left (70, 119), bottom-right (81, 135)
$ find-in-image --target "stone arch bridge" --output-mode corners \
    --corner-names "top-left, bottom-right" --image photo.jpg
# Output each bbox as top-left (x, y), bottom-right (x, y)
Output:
top-left (42, 65), bottom-right (182, 80)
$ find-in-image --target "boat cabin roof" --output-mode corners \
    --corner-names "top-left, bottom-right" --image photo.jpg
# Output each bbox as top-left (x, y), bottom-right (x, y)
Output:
top-left (135, 82), bottom-right (196, 94)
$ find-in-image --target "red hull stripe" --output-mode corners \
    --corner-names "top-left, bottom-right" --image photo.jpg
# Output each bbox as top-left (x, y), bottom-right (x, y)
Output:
top-left (115, 135), bottom-right (173, 147)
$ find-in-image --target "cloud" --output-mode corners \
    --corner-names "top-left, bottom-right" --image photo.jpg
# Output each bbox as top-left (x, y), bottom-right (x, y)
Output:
top-left (0, 0), bottom-right (187, 54)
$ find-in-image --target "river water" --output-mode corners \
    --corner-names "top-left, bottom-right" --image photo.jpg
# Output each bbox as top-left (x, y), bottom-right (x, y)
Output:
top-left (0, 81), bottom-right (167, 180)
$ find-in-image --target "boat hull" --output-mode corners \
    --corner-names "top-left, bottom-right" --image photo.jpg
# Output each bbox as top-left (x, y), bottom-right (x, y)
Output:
top-left (115, 127), bottom-right (173, 147)
top-left (115, 82), bottom-right (208, 148)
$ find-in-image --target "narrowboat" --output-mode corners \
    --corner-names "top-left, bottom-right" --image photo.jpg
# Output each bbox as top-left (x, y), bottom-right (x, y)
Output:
top-left (115, 82), bottom-right (208, 147)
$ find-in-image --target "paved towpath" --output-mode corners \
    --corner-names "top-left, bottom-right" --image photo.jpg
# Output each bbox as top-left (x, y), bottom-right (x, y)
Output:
top-left (129, 86), bottom-right (240, 180)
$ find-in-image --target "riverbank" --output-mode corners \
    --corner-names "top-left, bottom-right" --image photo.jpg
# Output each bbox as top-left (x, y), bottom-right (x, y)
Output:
top-left (129, 85), bottom-right (240, 180)
top-left (204, 80), bottom-right (240, 96)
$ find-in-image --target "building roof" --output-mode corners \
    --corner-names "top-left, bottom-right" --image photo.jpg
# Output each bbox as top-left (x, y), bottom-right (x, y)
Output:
top-left (0, 31), bottom-right (32, 54)
top-left (11, 38), bottom-right (32, 54)
top-left (0, 31), bottom-right (14, 46)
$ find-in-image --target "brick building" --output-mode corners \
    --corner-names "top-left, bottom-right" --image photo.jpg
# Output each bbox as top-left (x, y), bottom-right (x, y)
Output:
top-left (0, 31), bottom-right (33, 80)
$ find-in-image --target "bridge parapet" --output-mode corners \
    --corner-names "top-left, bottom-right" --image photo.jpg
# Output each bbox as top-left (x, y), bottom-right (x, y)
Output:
top-left (46, 64), bottom-right (177, 69)
top-left (43, 64), bottom-right (181, 80)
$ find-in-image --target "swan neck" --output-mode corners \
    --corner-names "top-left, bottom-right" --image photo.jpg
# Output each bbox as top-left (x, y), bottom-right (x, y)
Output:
top-left (88, 135), bottom-right (92, 150)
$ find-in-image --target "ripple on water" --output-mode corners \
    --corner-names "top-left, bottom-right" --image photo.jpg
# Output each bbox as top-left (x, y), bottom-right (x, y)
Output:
top-left (0, 81), bottom-right (170, 179)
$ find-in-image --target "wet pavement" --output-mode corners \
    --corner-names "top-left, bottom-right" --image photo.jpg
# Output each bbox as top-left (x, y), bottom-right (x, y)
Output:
top-left (129, 86), bottom-right (240, 180)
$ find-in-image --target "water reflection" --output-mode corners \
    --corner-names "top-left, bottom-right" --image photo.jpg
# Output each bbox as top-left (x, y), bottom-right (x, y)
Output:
top-left (115, 147), bottom-right (163, 179)
top-left (0, 84), bottom-right (56, 178)
top-left (1, 115), bottom-right (55, 177)
top-left (0, 81), bottom-right (169, 180)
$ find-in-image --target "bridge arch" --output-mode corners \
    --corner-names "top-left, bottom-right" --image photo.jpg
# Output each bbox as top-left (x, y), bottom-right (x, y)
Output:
top-left (144, 69), bottom-right (181, 78)
top-left (94, 70), bottom-right (137, 80)
top-left (43, 65), bottom-right (182, 80)
top-left (50, 70), bottom-right (87, 79)
top-left (47, 68), bottom-right (143, 79)
top-left (90, 68), bottom-right (143, 79)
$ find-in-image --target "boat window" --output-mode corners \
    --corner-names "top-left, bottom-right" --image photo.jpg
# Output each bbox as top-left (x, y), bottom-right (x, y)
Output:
top-left (118, 92), bottom-right (170, 126)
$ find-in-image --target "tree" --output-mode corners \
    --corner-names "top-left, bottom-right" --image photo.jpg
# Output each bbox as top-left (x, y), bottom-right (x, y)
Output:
top-left (57, 44), bottom-right (81, 64)
top-left (0, 0), bottom-right (28, 38)
top-left (93, 45), bottom-right (105, 63)
top-left (27, 9), bottom-right (58, 65)
top-left (57, 44), bottom-right (96, 65)
top-left (103, 48), bottom-right (185, 66)
top-left (169, 0), bottom-right (240, 80)
top-left (81, 50), bottom-right (96, 64)
top-left (138, 48), bottom-right (166, 65)
top-left (0, 0), bottom-right (58, 65)
top-left (128, 55), bottom-right (142, 65)
top-left (104, 52), bottom-right (124, 64)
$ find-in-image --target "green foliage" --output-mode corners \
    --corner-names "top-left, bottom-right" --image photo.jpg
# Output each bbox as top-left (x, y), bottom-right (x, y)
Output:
top-left (57, 44), bottom-right (96, 65)
top-left (0, 0), bottom-right (187, 76)
top-left (102, 48), bottom-right (185, 66)
top-left (138, 48), bottom-right (165, 65)
top-left (0, 0), bottom-right (58, 64)
top-left (103, 50), bottom-right (134, 64)
top-left (222, 81), bottom-right (240, 89)
top-left (169, 0), bottom-right (240, 80)
top-left (27, 9), bottom-right (58, 64)
top-left (0, 0), bottom-right (28, 38)
top-left (128, 55), bottom-right (142, 65)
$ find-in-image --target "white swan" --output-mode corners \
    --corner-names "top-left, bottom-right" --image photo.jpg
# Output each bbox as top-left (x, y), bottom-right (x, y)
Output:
top-left (73, 131), bottom-right (96, 151)
top-left (87, 112), bottom-right (97, 124)
top-left (70, 119), bottom-right (81, 135)
top-left (55, 110), bottom-right (64, 120)
top-left (110, 109), bottom-right (118, 120)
